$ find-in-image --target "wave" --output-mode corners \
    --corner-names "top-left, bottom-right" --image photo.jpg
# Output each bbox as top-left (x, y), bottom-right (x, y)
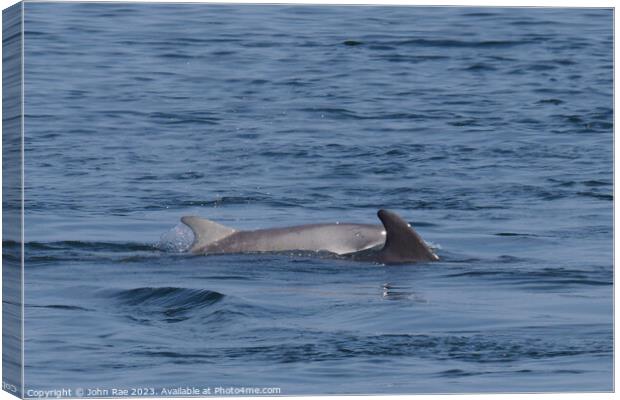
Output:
top-left (21, 240), bottom-right (155, 252)
top-left (4, 240), bottom-right (162, 265)
top-left (128, 328), bottom-right (612, 365)
top-left (114, 286), bottom-right (224, 307)
top-left (5, 240), bottom-right (158, 256)
top-left (444, 266), bottom-right (612, 289)
top-left (27, 304), bottom-right (94, 312)
top-left (343, 38), bottom-right (533, 49)
top-left (297, 106), bottom-right (426, 121)
top-left (111, 287), bottom-right (226, 323)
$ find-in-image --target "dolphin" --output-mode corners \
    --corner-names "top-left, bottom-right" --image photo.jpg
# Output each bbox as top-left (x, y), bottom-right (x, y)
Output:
top-left (180, 209), bottom-right (438, 264)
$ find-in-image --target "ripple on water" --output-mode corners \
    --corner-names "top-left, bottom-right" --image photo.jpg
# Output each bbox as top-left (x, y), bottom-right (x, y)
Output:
top-left (110, 287), bottom-right (226, 323)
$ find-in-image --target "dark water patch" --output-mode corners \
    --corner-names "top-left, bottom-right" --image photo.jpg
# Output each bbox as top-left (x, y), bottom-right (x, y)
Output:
top-left (133, 174), bottom-right (159, 181)
top-left (65, 89), bottom-right (90, 99)
top-left (380, 54), bottom-right (448, 64)
top-left (577, 192), bottom-right (612, 201)
top-left (367, 44), bottom-right (396, 51)
top-left (383, 148), bottom-right (408, 156)
top-left (565, 115), bottom-right (584, 124)
top-left (192, 275), bottom-right (254, 281)
top-left (448, 118), bottom-right (480, 127)
top-left (498, 255), bottom-right (528, 263)
top-left (22, 241), bottom-right (161, 265)
top-left (2, 299), bottom-right (21, 307)
top-left (211, 50), bottom-right (235, 56)
top-left (236, 132), bottom-right (261, 139)
top-left (298, 107), bottom-right (356, 119)
top-left (363, 161), bottom-right (407, 175)
top-left (486, 55), bottom-right (516, 62)
top-left (583, 121), bottom-right (613, 131)
top-left (465, 63), bottom-right (496, 72)
top-left (3, 240), bottom-right (20, 250)
top-left (27, 304), bottom-right (94, 312)
top-left (343, 40), bottom-right (363, 46)
top-left (494, 232), bottom-right (538, 237)
top-left (436, 368), bottom-right (485, 378)
top-left (66, 128), bottom-right (98, 135)
top-left (100, 110), bottom-right (147, 119)
top-left (23, 30), bottom-right (49, 37)
top-left (2, 114), bottom-right (22, 123)
top-left (547, 178), bottom-right (577, 187)
top-left (462, 12), bottom-right (498, 17)
top-left (509, 19), bottom-right (560, 26)
top-left (149, 111), bottom-right (220, 125)
top-left (553, 58), bottom-right (577, 65)
top-left (25, 113), bottom-right (56, 120)
top-left (537, 98), bottom-right (564, 105)
top-left (384, 38), bottom-right (531, 48)
top-left (297, 40), bottom-right (322, 48)
top-left (526, 64), bottom-right (557, 71)
top-left (249, 79), bottom-right (269, 85)
top-left (591, 107), bottom-right (613, 119)
top-left (241, 41), bottom-right (278, 48)
top-left (513, 117), bottom-right (542, 125)
top-left (380, 112), bottom-right (426, 120)
top-left (25, 241), bottom-right (156, 253)
top-left (131, 350), bottom-right (213, 363)
top-left (278, 78), bottom-right (312, 87)
top-left (551, 113), bottom-right (598, 128)
top-left (159, 52), bottom-right (195, 60)
top-left (25, 240), bottom-right (154, 252)
top-left (582, 180), bottom-right (611, 187)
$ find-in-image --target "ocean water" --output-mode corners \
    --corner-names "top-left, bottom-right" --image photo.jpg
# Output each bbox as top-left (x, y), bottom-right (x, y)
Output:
top-left (10, 3), bottom-right (614, 395)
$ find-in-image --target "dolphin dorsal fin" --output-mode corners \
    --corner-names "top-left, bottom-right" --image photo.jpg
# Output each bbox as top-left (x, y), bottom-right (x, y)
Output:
top-left (181, 216), bottom-right (236, 253)
top-left (377, 209), bottom-right (439, 263)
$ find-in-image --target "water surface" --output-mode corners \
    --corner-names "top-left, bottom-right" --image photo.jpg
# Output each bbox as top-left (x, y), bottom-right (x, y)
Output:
top-left (15, 3), bottom-right (613, 395)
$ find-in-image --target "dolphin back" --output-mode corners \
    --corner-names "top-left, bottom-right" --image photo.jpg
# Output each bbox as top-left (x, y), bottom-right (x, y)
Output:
top-left (376, 209), bottom-right (439, 263)
top-left (181, 216), bottom-right (236, 253)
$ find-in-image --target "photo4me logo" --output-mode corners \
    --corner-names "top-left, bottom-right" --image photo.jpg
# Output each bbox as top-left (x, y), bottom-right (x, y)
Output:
top-left (213, 386), bottom-right (281, 395)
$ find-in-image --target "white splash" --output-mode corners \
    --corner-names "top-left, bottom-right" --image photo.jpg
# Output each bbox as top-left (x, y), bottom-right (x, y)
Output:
top-left (157, 223), bottom-right (195, 253)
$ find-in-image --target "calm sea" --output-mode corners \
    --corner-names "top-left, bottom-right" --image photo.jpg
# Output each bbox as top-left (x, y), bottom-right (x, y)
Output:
top-left (10, 2), bottom-right (615, 395)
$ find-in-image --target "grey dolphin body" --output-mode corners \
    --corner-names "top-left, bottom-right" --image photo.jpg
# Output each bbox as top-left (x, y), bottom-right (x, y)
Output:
top-left (181, 209), bottom-right (438, 264)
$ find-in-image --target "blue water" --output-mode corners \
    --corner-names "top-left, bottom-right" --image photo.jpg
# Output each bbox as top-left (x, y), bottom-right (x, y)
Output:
top-left (15, 3), bottom-right (613, 395)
